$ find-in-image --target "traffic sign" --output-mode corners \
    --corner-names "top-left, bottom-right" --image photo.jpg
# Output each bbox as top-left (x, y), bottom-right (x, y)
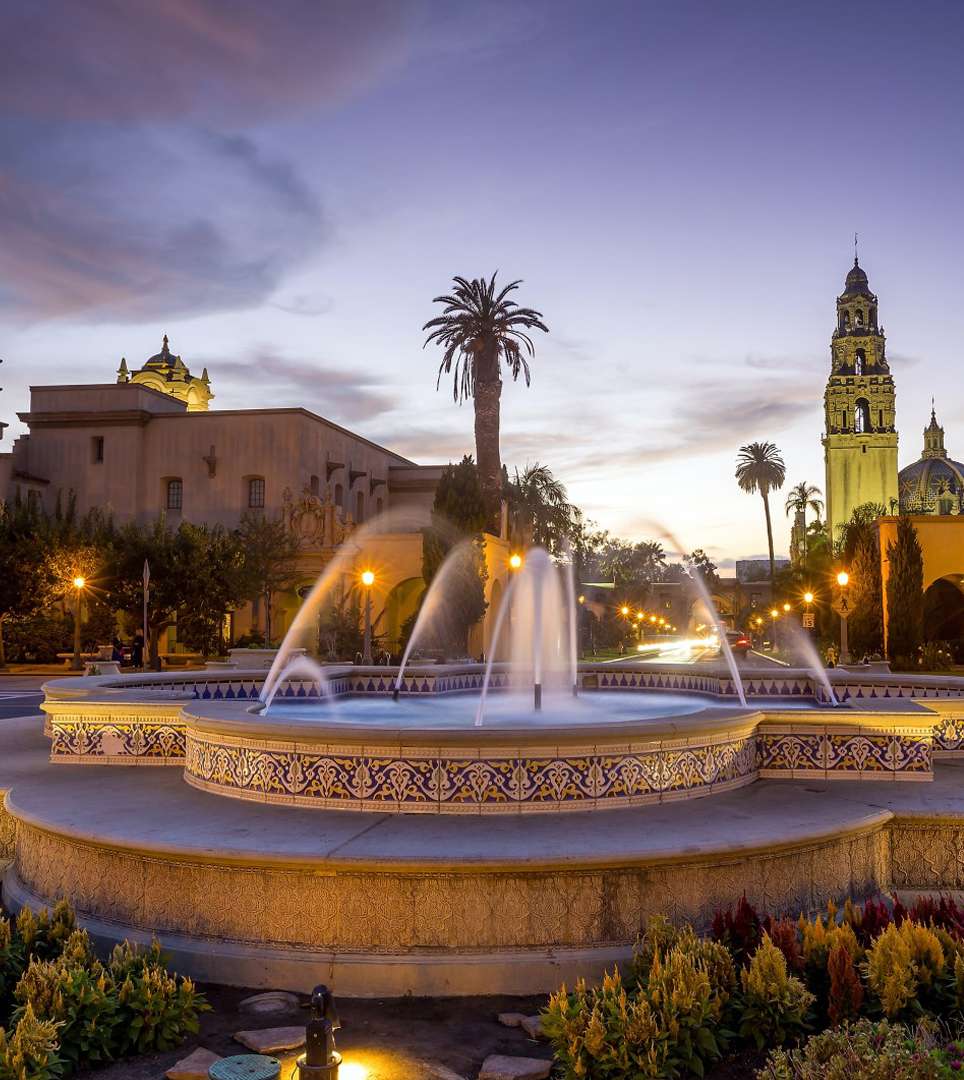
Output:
top-left (831, 594), bottom-right (851, 618)
top-left (802, 612), bottom-right (816, 629)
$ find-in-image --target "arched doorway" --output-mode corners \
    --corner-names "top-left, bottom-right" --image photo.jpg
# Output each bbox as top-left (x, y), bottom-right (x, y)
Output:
top-left (923, 576), bottom-right (964, 650)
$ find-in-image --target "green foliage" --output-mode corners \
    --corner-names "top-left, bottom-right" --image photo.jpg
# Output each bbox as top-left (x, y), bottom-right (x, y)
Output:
top-left (864, 920), bottom-right (944, 1019)
top-left (735, 441), bottom-right (787, 584)
top-left (317, 593), bottom-right (373, 660)
top-left (2, 614), bottom-right (70, 665)
top-left (848, 529), bottom-right (883, 659)
top-left (13, 940), bottom-right (117, 1069)
top-left (918, 641), bottom-right (955, 672)
top-left (113, 962), bottom-right (205, 1056)
top-left (0, 1003), bottom-right (63, 1080)
top-left (757, 1018), bottom-right (953, 1079)
top-left (738, 935), bottom-right (814, 1050)
top-left (421, 458), bottom-right (487, 657)
top-left (505, 463), bottom-right (581, 557)
top-left (886, 516), bottom-right (924, 663)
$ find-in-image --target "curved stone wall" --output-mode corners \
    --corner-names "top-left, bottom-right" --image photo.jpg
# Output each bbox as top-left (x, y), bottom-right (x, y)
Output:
top-left (7, 815), bottom-right (891, 994)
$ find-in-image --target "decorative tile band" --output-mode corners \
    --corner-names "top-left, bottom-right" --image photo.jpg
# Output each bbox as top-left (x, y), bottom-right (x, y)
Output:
top-left (183, 728), bottom-right (759, 813)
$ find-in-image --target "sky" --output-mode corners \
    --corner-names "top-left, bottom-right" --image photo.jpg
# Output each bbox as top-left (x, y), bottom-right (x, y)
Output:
top-left (3, 0), bottom-right (964, 570)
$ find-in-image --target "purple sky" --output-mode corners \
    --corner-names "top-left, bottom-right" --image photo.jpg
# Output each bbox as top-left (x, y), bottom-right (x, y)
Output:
top-left (3, 1), bottom-right (963, 567)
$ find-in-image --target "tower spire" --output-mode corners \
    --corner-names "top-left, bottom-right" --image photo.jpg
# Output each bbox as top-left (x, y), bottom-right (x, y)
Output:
top-left (854, 231), bottom-right (858, 265)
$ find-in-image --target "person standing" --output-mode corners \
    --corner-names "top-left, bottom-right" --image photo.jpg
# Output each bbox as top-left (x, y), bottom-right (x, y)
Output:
top-left (131, 630), bottom-right (144, 669)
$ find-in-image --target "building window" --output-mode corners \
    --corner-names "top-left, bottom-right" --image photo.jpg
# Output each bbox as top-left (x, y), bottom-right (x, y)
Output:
top-left (376, 496), bottom-right (384, 516)
top-left (91, 436), bottom-right (104, 463)
top-left (854, 398), bottom-right (871, 434)
top-left (26, 490), bottom-right (41, 512)
top-left (248, 477), bottom-right (265, 508)
top-left (334, 483), bottom-right (343, 508)
top-left (166, 478), bottom-right (183, 511)
top-left (855, 309), bottom-right (863, 326)
top-left (309, 474), bottom-right (320, 496)
top-left (355, 490), bottom-right (365, 523)
top-left (854, 348), bottom-right (865, 375)
top-left (841, 310), bottom-right (850, 329)
top-left (879, 409), bottom-right (884, 429)
top-left (842, 409), bottom-right (848, 430)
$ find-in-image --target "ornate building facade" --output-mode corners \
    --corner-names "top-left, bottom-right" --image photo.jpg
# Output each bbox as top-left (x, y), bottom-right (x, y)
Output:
top-left (822, 258), bottom-right (899, 539)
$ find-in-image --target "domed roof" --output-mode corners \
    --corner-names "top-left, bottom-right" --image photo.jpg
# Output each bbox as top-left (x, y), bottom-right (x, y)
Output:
top-left (841, 257), bottom-right (873, 298)
top-left (144, 333), bottom-right (178, 370)
top-left (899, 456), bottom-right (964, 504)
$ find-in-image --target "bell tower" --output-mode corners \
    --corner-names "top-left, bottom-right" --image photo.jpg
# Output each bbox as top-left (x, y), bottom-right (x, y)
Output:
top-left (822, 257), bottom-right (898, 539)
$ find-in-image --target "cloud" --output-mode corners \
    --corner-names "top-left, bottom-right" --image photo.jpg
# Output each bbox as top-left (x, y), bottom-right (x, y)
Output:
top-left (0, 2), bottom-right (418, 321)
top-left (209, 349), bottom-right (395, 425)
top-left (1, 1), bottom-right (415, 122)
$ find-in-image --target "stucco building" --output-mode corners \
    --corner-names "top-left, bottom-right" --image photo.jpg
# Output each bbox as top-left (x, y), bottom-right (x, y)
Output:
top-left (0, 338), bottom-right (510, 653)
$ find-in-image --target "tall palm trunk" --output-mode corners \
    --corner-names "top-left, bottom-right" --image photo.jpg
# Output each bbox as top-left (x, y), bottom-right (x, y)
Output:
top-left (474, 344), bottom-right (503, 533)
top-left (762, 489), bottom-right (776, 585)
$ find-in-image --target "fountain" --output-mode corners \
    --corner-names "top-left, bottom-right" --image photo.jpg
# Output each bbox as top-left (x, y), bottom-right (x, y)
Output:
top-left (781, 617), bottom-right (841, 706)
top-left (261, 654), bottom-right (335, 712)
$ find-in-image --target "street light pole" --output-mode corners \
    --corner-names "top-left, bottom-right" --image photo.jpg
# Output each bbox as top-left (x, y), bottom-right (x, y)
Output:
top-left (71, 576), bottom-right (86, 672)
top-left (361, 570), bottom-right (374, 664)
top-left (836, 571), bottom-right (851, 665)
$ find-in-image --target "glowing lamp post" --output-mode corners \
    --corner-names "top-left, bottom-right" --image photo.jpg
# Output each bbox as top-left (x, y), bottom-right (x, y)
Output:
top-left (508, 553), bottom-right (523, 571)
top-left (835, 570), bottom-right (852, 664)
top-left (70, 576), bottom-right (86, 672)
top-left (360, 570), bottom-right (375, 665)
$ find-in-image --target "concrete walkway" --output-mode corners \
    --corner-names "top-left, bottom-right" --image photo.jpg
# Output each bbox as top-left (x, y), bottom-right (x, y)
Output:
top-left (4, 713), bottom-right (964, 872)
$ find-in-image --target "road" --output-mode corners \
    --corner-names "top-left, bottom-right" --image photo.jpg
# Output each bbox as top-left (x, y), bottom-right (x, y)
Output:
top-left (593, 644), bottom-right (788, 668)
top-left (0, 677), bottom-right (45, 720)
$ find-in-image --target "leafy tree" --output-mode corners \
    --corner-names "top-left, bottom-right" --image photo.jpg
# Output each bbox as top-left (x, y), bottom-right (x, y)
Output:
top-left (784, 481), bottom-right (824, 561)
top-left (885, 515), bottom-right (924, 664)
top-left (421, 457), bottom-right (487, 657)
top-left (235, 512), bottom-right (302, 648)
top-left (102, 517), bottom-right (183, 665)
top-left (837, 502), bottom-right (887, 562)
top-left (504, 462), bottom-right (580, 556)
top-left (318, 593), bottom-right (372, 660)
top-left (174, 524), bottom-right (248, 657)
top-left (424, 273), bottom-right (549, 530)
top-left (686, 549), bottom-right (720, 590)
top-left (735, 441), bottom-right (786, 586)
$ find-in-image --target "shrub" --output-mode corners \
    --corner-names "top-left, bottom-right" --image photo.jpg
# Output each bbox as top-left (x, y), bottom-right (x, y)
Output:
top-left (827, 943), bottom-right (864, 1026)
top-left (14, 905), bottom-right (75, 965)
top-left (712, 895), bottom-right (762, 967)
top-left (113, 962), bottom-right (205, 1056)
top-left (757, 1018), bottom-right (951, 1079)
top-left (12, 933), bottom-right (117, 1070)
top-left (864, 920), bottom-right (945, 1019)
top-left (0, 1003), bottom-right (63, 1080)
top-left (739, 935), bottom-right (814, 1050)
top-left (543, 971), bottom-right (672, 1079)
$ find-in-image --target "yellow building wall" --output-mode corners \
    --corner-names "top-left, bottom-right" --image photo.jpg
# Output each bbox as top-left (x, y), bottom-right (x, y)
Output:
top-left (824, 435), bottom-right (898, 540)
top-left (878, 515), bottom-right (964, 650)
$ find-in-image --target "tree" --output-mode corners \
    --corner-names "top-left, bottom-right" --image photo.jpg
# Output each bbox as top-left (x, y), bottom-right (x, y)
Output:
top-left (424, 274), bottom-right (549, 530)
top-left (421, 457), bottom-right (488, 658)
top-left (735, 441), bottom-right (786, 586)
top-left (886, 515), bottom-right (924, 664)
top-left (848, 528), bottom-right (884, 658)
top-left (236, 512), bottom-right (302, 648)
top-left (505, 463), bottom-right (580, 556)
top-left (686, 549), bottom-right (720, 591)
top-left (837, 502), bottom-right (887, 562)
top-left (0, 499), bottom-right (56, 668)
top-left (174, 524), bottom-right (248, 657)
top-left (784, 481), bottom-right (823, 559)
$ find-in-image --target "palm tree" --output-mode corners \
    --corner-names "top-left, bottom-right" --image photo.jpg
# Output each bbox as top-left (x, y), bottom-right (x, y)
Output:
top-left (505, 463), bottom-right (578, 555)
top-left (735, 441), bottom-right (786, 585)
top-left (424, 274), bottom-right (549, 531)
top-left (784, 481), bottom-right (824, 560)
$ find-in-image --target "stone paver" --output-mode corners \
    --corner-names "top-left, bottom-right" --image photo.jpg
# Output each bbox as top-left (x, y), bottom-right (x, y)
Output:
top-left (165, 1047), bottom-right (222, 1079)
top-left (479, 1055), bottom-right (551, 1080)
top-left (497, 1013), bottom-right (528, 1028)
top-left (233, 1027), bottom-right (305, 1054)
top-left (238, 991), bottom-right (301, 1015)
top-left (519, 1015), bottom-right (544, 1040)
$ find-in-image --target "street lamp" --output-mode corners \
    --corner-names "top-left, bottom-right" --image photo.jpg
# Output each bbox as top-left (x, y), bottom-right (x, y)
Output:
top-left (360, 570), bottom-right (375, 664)
top-left (71, 576), bottom-right (86, 672)
top-left (508, 553), bottom-right (523, 571)
top-left (620, 605), bottom-right (629, 617)
top-left (835, 569), bottom-right (852, 664)
top-left (782, 602), bottom-right (791, 614)
top-left (803, 591), bottom-right (814, 605)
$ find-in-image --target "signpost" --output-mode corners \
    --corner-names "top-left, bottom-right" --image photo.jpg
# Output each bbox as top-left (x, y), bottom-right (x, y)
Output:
top-left (142, 560), bottom-right (150, 668)
top-left (832, 591), bottom-right (851, 664)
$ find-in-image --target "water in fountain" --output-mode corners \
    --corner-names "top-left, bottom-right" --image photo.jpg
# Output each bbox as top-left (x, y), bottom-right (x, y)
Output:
top-left (641, 522), bottom-right (748, 708)
top-left (262, 654), bottom-right (335, 712)
top-left (781, 617), bottom-right (840, 706)
top-left (394, 538), bottom-right (478, 698)
top-left (474, 547), bottom-right (572, 725)
top-left (562, 544), bottom-right (580, 696)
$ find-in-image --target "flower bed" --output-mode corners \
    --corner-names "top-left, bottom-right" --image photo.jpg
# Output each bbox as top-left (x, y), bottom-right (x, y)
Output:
top-left (543, 893), bottom-right (964, 1079)
top-left (0, 900), bottom-right (206, 1078)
